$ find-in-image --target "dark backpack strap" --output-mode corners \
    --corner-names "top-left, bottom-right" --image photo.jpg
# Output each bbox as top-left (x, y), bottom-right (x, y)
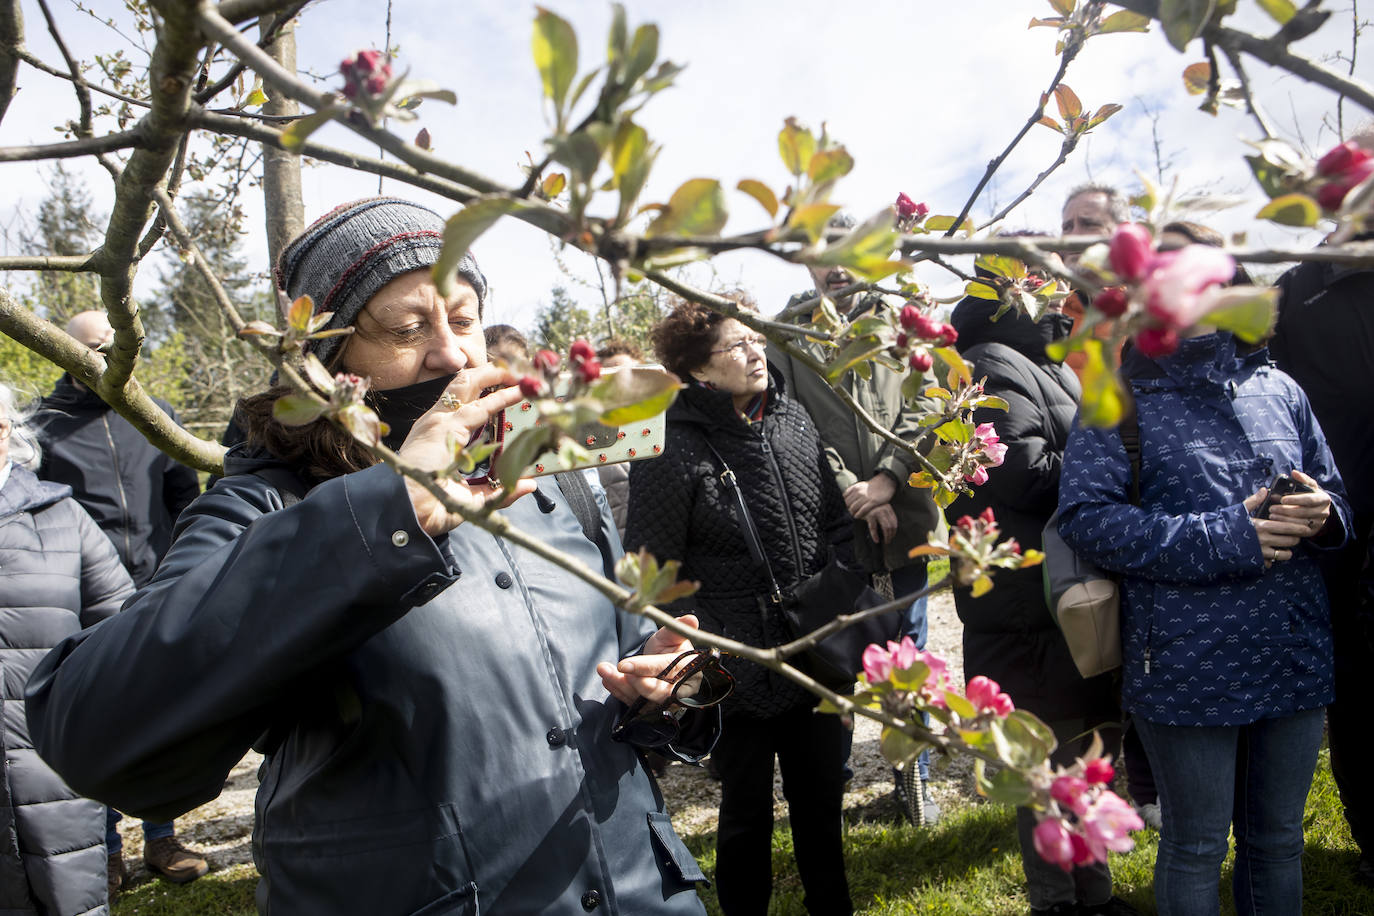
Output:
top-left (1118, 402), bottom-right (1142, 506)
top-left (553, 470), bottom-right (617, 578)
top-left (700, 440), bottom-right (782, 603)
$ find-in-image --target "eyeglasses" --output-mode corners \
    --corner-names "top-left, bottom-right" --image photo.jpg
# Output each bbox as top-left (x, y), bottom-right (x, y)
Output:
top-left (611, 648), bottom-right (734, 747)
top-left (710, 334), bottom-right (767, 360)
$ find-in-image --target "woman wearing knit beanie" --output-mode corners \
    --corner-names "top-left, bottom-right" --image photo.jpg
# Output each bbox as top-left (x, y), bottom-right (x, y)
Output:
top-left (27, 198), bottom-right (718, 915)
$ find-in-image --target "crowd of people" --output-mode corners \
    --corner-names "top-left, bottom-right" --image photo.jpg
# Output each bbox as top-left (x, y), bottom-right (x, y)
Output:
top-left (0, 173), bottom-right (1368, 916)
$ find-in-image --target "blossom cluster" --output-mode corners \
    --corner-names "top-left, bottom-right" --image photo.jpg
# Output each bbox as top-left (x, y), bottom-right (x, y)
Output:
top-left (894, 191), bottom-right (930, 231)
top-left (340, 50), bottom-right (393, 100)
top-left (1032, 757), bottom-right (1144, 872)
top-left (964, 423), bottom-right (1007, 486)
top-left (861, 636), bottom-right (952, 710)
top-left (894, 304), bottom-right (958, 372)
top-left (517, 339), bottom-right (603, 398)
top-left (1087, 222), bottom-right (1238, 357)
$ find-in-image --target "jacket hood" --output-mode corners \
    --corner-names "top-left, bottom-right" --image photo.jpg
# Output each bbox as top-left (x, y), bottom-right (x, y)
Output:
top-left (43, 373), bottom-right (105, 411)
top-left (950, 295), bottom-right (1073, 364)
top-left (221, 442), bottom-right (299, 478)
top-left (0, 463), bottom-right (71, 515)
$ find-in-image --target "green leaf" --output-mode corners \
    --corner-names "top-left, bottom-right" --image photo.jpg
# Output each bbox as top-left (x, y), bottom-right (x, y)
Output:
top-left (1049, 0), bottom-right (1075, 15)
top-left (607, 3), bottom-right (628, 63)
top-left (815, 209), bottom-right (899, 270)
top-left (965, 281), bottom-right (1001, 301)
top-left (1159, 0), bottom-right (1217, 51)
top-left (495, 426), bottom-right (558, 484)
top-left (1045, 338), bottom-right (1072, 362)
top-left (390, 80), bottom-right (459, 109)
top-left (434, 198), bottom-right (518, 297)
top-left (1182, 61), bottom-right (1212, 95)
top-left (934, 346), bottom-right (971, 386)
top-left (1087, 103), bottom-right (1123, 128)
top-left (1096, 9), bottom-right (1151, 32)
top-left (944, 691), bottom-right (978, 719)
top-left (978, 766), bottom-right (1035, 806)
top-left (272, 394), bottom-right (327, 426)
top-left (609, 120), bottom-right (649, 190)
top-left (807, 146), bottom-right (854, 185)
top-left (890, 661), bottom-right (930, 692)
top-left (335, 403), bottom-right (382, 446)
top-left (935, 419), bottom-right (974, 444)
top-left (778, 118), bottom-right (816, 177)
top-left (788, 203), bottom-right (842, 243)
top-left (1202, 286), bottom-right (1277, 342)
top-left (824, 339), bottom-right (890, 383)
top-left (737, 179), bottom-right (779, 219)
top-left (549, 130), bottom-right (604, 182)
top-left (533, 7), bottom-right (579, 122)
top-left (1036, 115), bottom-right (1063, 132)
top-left (1053, 84), bottom-right (1083, 120)
top-left (923, 215), bottom-right (973, 235)
top-left (645, 178), bottom-right (729, 238)
top-left (1078, 338), bottom-right (1126, 428)
top-left (616, 143), bottom-right (658, 226)
top-left (280, 109), bottom-right (333, 152)
top-left (1256, 0), bottom-right (1296, 23)
top-left (1004, 709), bottom-right (1058, 763)
top-left (1256, 193), bottom-right (1320, 227)
top-left (243, 78), bottom-right (268, 108)
top-left (624, 24), bottom-right (659, 86)
top-left (879, 725), bottom-right (928, 768)
top-left (540, 172), bottom-right (567, 198)
top-left (592, 365), bottom-right (682, 424)
top-left (287, 294), bottom-right (314, 334)
top-left (302, 353), bottom-right (336, 393)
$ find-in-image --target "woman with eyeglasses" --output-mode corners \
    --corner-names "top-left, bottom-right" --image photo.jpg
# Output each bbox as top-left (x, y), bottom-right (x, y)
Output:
top-left (625, 292), bottom-right (856, 915)
top-left (25, 198), bottom-right (722, 915)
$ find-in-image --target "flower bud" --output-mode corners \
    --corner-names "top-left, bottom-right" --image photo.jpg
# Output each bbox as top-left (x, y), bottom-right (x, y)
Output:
top-left (909, 348), bottom-right (933, 372)
top-left (1135, 325), bottom-right (1180, 358)
top-left (365, 74), bottom-right (389, 95)
top-left (955, 515), bottom-right (976, 531)
top-left (1316, 159), bottom-right (1374, 211)
top-left (1316, 141), bottom-right (1372, 178)
top-left (1094, 287), bottom-right (1129, 317)
top-left (1083, 758), bottom-right (1115, 785)
top-left (895, 192), bottom-right (920, 218)
top-left (899, 305), bottom-right (922, 330)
top-left (936, 324), bottom-right (958, 347)
top-left (533, 349), bottom-right (561, 374)
top-left (895, 332), bottom-right (909, 350)
top-left (570, 339), bottom-right (596, 363)
top-left (1107, 223), bottom-right (1154, 283)
top-left (518, 376), bottom-right (544, 399)
top-left (978, 507), bottom-right (997, 526)
top-left (579, 358), bottom-right (602, 383)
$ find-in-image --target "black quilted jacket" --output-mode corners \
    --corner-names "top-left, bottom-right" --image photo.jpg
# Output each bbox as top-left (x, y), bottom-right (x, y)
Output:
top-left (624, 376), bottom-right (853, 719)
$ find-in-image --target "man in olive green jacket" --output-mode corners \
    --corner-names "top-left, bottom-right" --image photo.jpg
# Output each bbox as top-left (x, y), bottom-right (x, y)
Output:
top-left (769, 266), bottom-right (945, 824)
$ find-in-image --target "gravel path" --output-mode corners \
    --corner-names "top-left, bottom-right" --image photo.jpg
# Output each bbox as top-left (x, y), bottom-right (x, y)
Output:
top-left (115, 590), bottom-right (969, 884)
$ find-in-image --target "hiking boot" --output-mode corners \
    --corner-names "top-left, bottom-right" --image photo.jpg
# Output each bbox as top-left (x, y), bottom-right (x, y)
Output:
top-left (143, 836), bottom-right (209, 884)
top-left (107, 852), bottom-right (126, 901)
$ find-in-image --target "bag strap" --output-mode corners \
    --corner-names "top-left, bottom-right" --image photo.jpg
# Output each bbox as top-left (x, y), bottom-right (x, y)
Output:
top-left (700, 439), bottom-right (783, 604)
top-left (1119, 402), bottom-right (1142, 506)
top-left (554, 470), bottom-right (600, 544)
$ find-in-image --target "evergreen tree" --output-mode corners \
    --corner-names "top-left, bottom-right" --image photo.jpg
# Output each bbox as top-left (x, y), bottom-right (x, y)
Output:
top-left (22, 163), bottom-right (103, 325)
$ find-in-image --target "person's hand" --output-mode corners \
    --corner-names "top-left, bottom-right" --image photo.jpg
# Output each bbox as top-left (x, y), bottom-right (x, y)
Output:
top-left (1265, 470), bottom-right (1332, 540)
top-left (1243, 484), bottom-right (1309, 568)
top-left (397, 365), bottom-right (537, 536)
top-left (845, 473), bottom-right (897, 520)
top-left (597, 615), bottom-right (699, 707)
top-left (866, 504), bottom-right (898, 543)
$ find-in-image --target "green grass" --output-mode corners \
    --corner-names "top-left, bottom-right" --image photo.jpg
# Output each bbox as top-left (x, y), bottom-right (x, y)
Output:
top-left (113, 748), bottom-right (1373, 915)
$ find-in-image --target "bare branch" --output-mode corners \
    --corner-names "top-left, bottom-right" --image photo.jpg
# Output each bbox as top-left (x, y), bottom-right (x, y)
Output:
top-left (0, 130), bottom-right (143, 162)
top-left (0, 253), bottom-right (100, 271)
top-left (14, 46), bottom-right (151, 111)
top-left (36, 0), bottom-right (92, 136)
top-left (1219, 43), bottom-right (1276, 139)
top-left (977, 137), bottom-right (1078, 231)
top-left (217, 0), bottom-right (300, 25)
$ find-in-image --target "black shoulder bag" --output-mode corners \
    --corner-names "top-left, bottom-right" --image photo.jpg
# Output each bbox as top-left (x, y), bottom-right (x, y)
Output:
top-left (701, 441), bottom-right (900, 692)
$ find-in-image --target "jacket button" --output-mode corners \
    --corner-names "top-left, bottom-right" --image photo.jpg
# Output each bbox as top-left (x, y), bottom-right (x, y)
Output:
top-left (495, 571), bottom-right (513, 589)
top-left (391, 530), bottom-right (410, 547)
top-left (581, 889), bottom-right (601, 911)
top-left (546, 726), bottom-right (566, 747)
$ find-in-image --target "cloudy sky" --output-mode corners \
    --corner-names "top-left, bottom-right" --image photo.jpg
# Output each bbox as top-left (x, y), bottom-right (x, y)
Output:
top-left (0, 1), bottom-right (1362, 330)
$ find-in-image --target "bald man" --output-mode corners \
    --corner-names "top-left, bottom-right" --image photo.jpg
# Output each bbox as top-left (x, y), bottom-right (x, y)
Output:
top-left (33, 310), bottom-right (208, 894)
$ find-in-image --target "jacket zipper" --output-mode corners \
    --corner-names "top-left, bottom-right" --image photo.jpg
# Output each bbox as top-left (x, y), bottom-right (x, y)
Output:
top-left (101, 413), bottom-right (132, 564)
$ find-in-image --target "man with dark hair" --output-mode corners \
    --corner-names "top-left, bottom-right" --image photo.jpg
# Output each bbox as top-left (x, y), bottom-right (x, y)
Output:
top-left (1269, 130), bottom-right (1374, 883)
top-left (769, 263), bottom-right (944, 825)
top-left (33, 310), bottom-right (208, 895)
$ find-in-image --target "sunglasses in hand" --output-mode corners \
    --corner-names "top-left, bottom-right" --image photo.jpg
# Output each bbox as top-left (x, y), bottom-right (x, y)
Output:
top-left (611, 648), bottom-right (734, 748)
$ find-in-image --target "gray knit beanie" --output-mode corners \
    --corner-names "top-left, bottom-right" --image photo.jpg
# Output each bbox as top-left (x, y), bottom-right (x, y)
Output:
top-left (276, 197), bottom-right (488, 366)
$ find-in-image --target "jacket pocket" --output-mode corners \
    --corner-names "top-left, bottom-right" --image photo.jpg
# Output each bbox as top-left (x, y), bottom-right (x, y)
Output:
top-left (408, 883), bottom-right (479, 916)
top-left (647, 811), bottom-right (708, 884)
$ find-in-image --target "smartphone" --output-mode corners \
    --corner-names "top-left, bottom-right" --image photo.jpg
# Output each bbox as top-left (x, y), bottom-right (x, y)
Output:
top-left (483, 365), bottom-right (668, 479)
top-left (1253, 473), bottom-right (1314, 519)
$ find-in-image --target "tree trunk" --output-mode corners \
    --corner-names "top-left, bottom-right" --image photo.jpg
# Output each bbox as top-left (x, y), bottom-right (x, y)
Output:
top-left (259, 12), bottom-right (303, 321)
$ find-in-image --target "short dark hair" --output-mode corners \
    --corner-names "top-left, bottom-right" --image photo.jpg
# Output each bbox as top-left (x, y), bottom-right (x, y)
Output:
top-left (651, 290), bottom-right (756, 380)
top-left (597, 338), bottom-right (642, 362)
top-left (1161, 220), bottom-right (1252, 286)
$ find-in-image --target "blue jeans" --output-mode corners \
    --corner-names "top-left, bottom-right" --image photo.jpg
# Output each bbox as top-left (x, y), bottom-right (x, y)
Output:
top-left (1135, 709), bottom-right (1325, 916)
top-left (106, 809), bottom-right (175, 855)
top-left (892, 564), bottom-right (930, 781)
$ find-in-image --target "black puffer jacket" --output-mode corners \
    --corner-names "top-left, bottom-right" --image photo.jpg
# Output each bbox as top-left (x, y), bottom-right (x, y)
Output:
top-left (946, 297), bottom-right (1116, 722)
top-left (1, 464), bottom-right (132, 916)
top-left (624, 376), bottom-right (853, 719)
top-left (33, 376), bottom-right (201, 587)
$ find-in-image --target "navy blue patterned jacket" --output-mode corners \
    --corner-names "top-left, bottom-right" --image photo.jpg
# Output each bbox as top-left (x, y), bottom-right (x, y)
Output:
top-left (1058, 333), bottom-right (1351, 726)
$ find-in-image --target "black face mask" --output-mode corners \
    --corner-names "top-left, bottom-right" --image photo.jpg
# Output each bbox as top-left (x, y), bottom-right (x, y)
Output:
top-left (367, 374), bottom-right (457, 450)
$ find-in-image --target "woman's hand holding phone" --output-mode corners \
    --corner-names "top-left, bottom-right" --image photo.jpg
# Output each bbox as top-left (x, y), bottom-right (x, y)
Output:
top-left (1244, 470), bottom-right (1332, 568)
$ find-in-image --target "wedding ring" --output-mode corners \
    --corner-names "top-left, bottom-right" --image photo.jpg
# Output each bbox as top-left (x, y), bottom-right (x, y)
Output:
top-left (439, 393), bottom-right (463, 411)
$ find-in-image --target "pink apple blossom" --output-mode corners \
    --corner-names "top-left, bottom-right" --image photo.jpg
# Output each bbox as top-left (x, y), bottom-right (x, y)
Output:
top-left (1083, 758), bottom-right (1115, 785)
top-left (965, 674), bottom-right (1015, 717)
top-left (965, 466), bottom-right (989, 486)
top-left (1316, 141), bottom-right (1372, 178)
top-left (1316, 158), bottom-right (1374, 211)
top-left (1081, 791), bottom-right (1144, 860)
top-left (1093, 287), bottom-right (1129, 318)
top-left (1142, 245), bottom-right (1236, 330)
top-left (888, 636), bottom-right (919, 671)
top-left (1033, 818), bottom-right (1077, 872)
top-left (1135, 325), bottom-right (1180, 358)
top-left (1107, 223), bottom-right (1154, 283)
top-left (975, 423), bottom-right (1008, 467)
top-left (862, 643), bottom-right (893, 683)
top-left (895, 192), bottom-right (921, 218)
top-left (1050, 775), bottom-right (1092, 816)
